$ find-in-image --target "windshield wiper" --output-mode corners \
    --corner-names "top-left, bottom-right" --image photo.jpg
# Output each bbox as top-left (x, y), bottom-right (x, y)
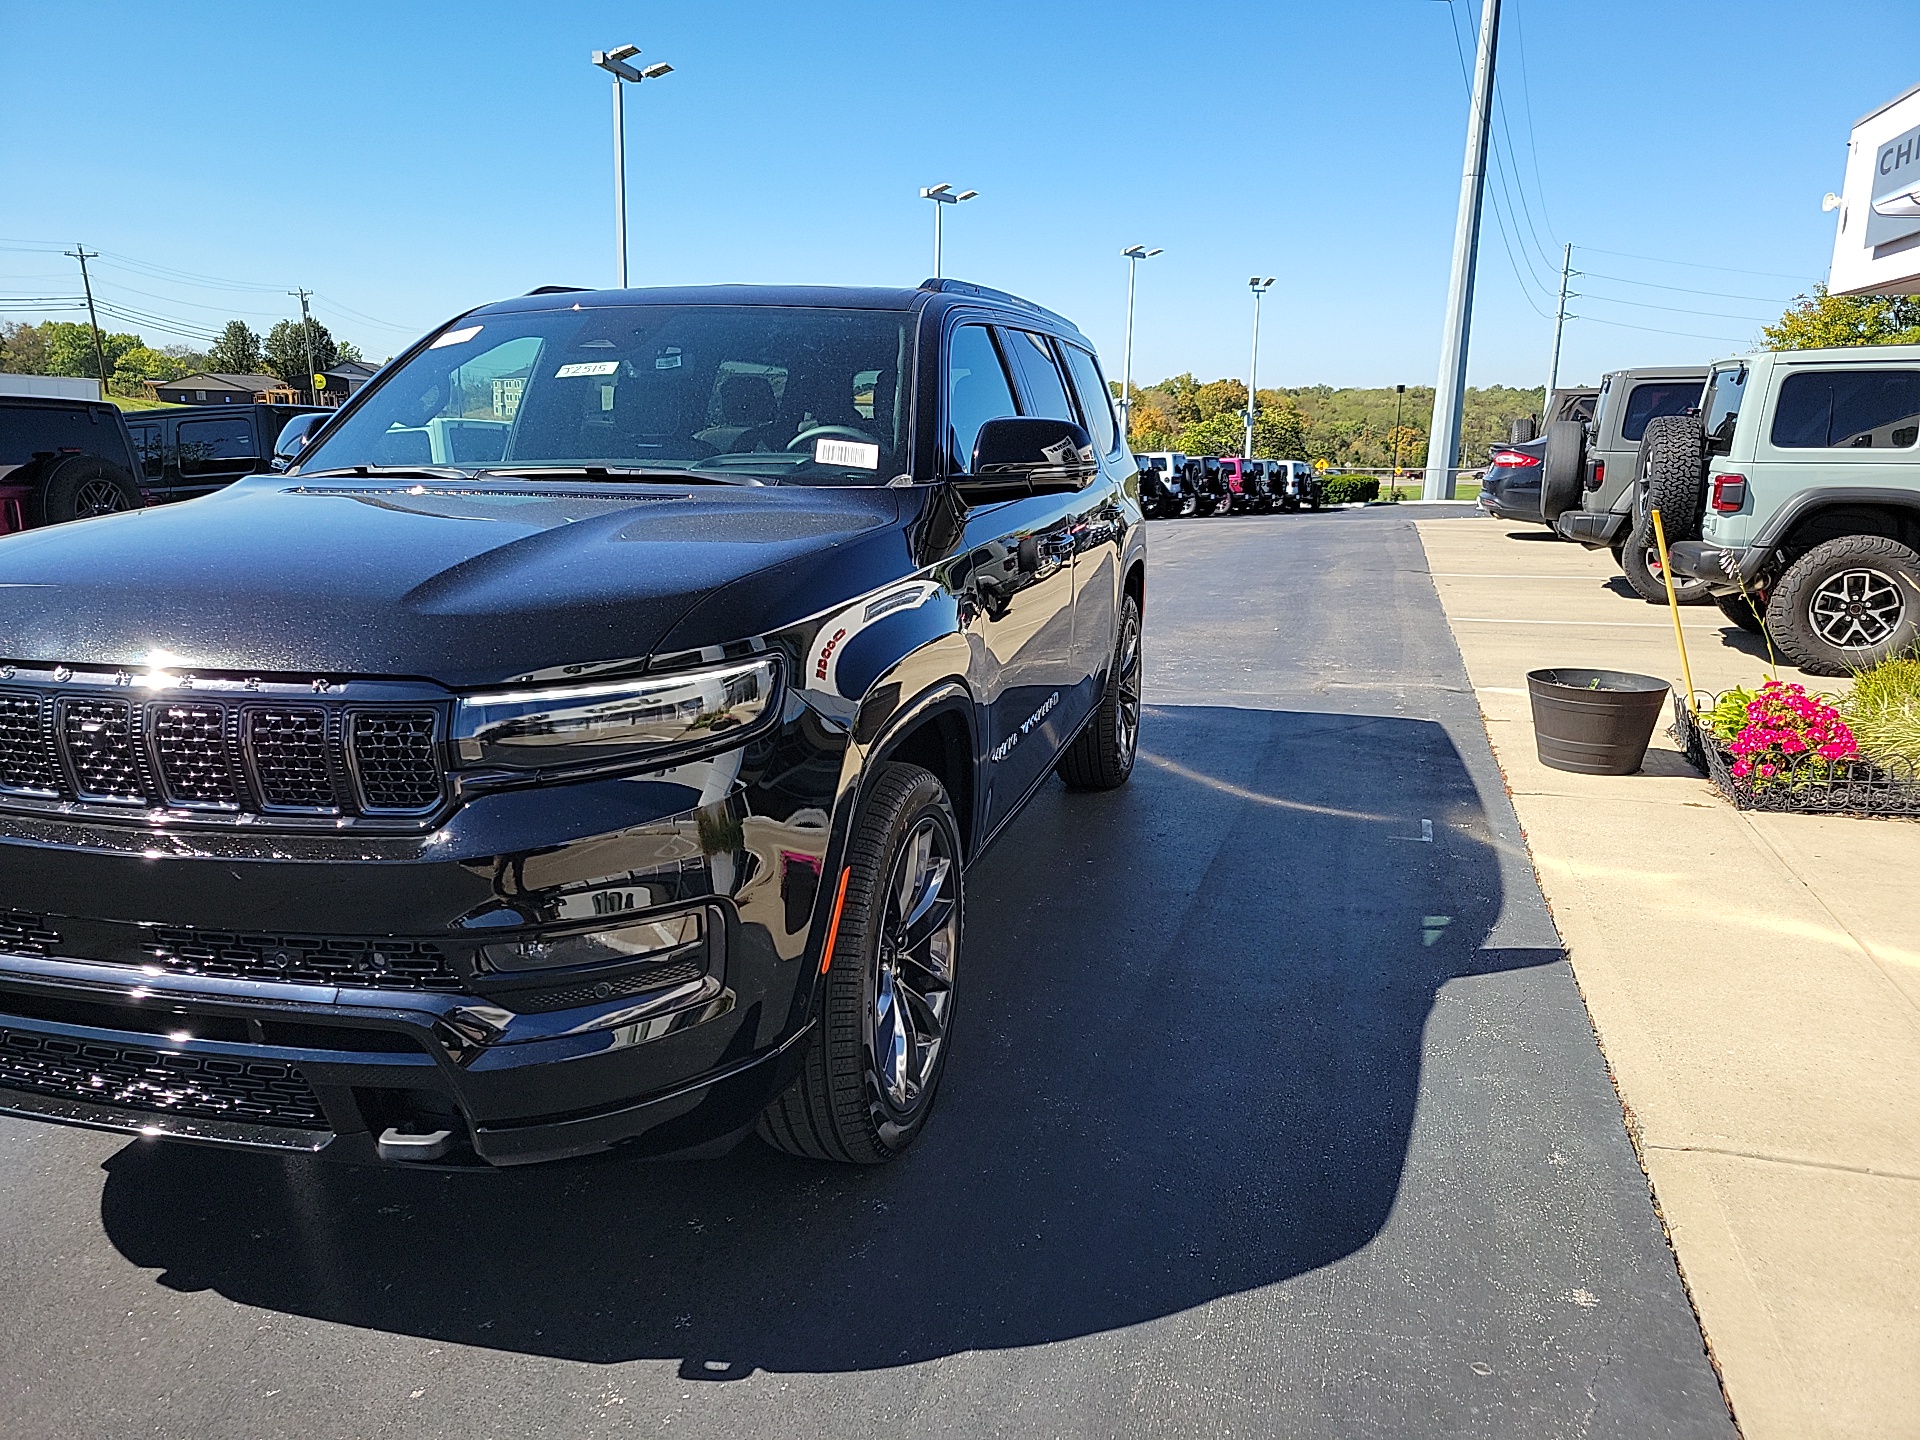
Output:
top-left (474, 465), bottom-right (766, 487)
top-left (297, 465), bottom-right (483, 481)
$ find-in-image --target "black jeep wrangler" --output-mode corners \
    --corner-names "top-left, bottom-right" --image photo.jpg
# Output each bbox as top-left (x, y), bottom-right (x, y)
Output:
top-left (0, 281), bottom-right (1145, 1168)
top-left (0, 394), bottom-right (143, 533)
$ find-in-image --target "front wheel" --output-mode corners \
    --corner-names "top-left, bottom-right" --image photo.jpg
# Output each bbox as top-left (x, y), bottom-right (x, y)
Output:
top-left (1058, 595), bottom-right (1141, 790)
top-left (758, 763), bottom-right (962, 1164)
top-left (1714, 591), bottom-right (1766, 635)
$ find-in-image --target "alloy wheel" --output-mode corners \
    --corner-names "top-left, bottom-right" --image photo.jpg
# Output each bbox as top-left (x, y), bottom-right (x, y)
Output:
top-left (1115, 610), bottom-right (1141, 765)
top-left (1808, 567), bottom-right (1904, 649)
top-left (870, 815), bottom-right (957, 1112)
top-left (74, 480), bottom-right (130, 517)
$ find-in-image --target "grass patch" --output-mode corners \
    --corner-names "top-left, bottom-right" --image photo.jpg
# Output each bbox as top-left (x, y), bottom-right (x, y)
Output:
top-left (1844, 655), bottom-right (1920, 767)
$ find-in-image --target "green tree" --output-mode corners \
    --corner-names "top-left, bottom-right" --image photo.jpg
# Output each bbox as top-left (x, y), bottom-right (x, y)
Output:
top-left (1251, 393), bottom-right (1308, 459)
top-left (1175, 411), bottom-right (1246, 457)
top-left (206, 320), bottom-right (263, 375)
top-left (1761, 285), bottom-right (1920, 350)
top-left (335, 339), bottom-right (364, 363)
top-left (108, 343), bottom-right (191, 398)
top-left (0, 321), bottom-right (50, 373)
top-left (264, 318), bottom-right (339, 396)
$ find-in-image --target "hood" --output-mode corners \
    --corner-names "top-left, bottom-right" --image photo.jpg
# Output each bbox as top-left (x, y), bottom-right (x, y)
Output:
top-left (0, 476), bottom-right (900, 687)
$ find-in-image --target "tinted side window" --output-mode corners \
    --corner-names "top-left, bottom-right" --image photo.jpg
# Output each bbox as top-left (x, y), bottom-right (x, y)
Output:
top-left (1002, 330), bottom-right (1076, 422)
top-left (1772, 370), bottom-right (1920, 449)
top-left (0, 406), bottom-right (103, 466)
top-left (1621, 381), bottom-right (1702, 443)
top-left (1702, 366), bottom-right (1746, 446)
top-left (946, 324), bottom-right (1018, 471)
top-left (177, 418), bottom-right (259, 475)
top-left (1060, 344), bottom-right (1119, 455)
top-left (125, 422), bottom-right (164, 479)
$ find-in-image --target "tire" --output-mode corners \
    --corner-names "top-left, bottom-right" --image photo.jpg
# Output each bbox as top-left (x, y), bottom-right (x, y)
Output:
top-left (1540, 420), bottom-right (1586, 523)
top-left (1638, 414), bottom-right (1707, 543)
top-left (758, 762), bottom-right (962, 1164)
top-left (1714, 592), bottom-right (1766, 635)
top-left (1058, 594), bottom-right (1141, 791)
top-left (31, 453), bottom-right (140, 527)
top-left (1765, 534), bottom-right (1920, 676)
top-left (1510, 416), bottom-right (1537, 444)
top-left (1618, 518), bottom-right (1714, 605)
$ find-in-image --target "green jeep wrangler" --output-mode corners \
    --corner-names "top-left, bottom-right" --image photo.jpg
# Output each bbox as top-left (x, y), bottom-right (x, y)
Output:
top-left (1660, 345), bottom-right (1920, 674)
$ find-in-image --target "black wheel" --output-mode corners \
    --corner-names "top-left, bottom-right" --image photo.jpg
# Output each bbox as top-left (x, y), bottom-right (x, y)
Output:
top-left (1510, 415), bottom-right (1538, 444)
top-left (1714, 592), bottom-right (1766, 635)
top-left (1766, 535), bottom-right (1920, 676)
top-left (1638, 414), bottom-right (1707, 543)
top-left (758, 763), bottom-right (961, 1164)
top-left (31, 453), bottom-right (139, 527)
top-left (1618, 518), bottom-right (1713, 604)
top-left (1540, 419), bottom-right (1586, 522)
top-left (1058, 594), bottom-right (1141, 790)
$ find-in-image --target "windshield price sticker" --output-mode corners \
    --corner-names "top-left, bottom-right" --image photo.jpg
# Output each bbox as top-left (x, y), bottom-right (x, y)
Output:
top-left (428, 324), bottom-right (483, 349)
top-left (815, 438), bottom-right (880, 470)
top-left (555, 360), bottom-right (622, 379)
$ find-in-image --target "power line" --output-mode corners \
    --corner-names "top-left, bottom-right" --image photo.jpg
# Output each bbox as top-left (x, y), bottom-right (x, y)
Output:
top-left (1574, 245), bottom-right (1820, 284)
top-left (1569, 313), bottom-right (1757, 345)
top-left (1574, 289), bottom-right (1777, 323)
top-left (1575, 269), bottom-right (1797, 305)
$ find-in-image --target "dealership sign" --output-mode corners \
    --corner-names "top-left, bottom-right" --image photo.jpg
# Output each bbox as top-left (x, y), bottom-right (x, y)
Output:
top-left (1830, 83), bottom-right (1920, 297)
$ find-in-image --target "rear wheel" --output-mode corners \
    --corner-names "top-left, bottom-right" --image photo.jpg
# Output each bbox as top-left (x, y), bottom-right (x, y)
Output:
top-left (31, 454), bottom-right (139, 527)
top-left (1619, 519), bottom-right (1713, 605)
top-left (1058, 595), bottom-right (1141, 791)
top-left (757, 763), bottom-right (962, 1164)
top-left (1766, 535), bottom-right (1920, 676)
top-left (1714, 592), bottom-right (1766, 635)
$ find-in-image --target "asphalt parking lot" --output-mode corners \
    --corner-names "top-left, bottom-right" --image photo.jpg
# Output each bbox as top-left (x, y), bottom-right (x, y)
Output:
top-left (0, 506), bottom-right (1737, 1440)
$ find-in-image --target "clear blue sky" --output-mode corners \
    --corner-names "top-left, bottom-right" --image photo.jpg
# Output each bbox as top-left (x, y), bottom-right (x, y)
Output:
top-left (1, 1), bottom-right (1911, 391)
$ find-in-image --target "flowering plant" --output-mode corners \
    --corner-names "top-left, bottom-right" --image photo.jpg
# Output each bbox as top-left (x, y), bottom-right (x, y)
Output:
top-left (1727, 680), bottom-right (1857, 786)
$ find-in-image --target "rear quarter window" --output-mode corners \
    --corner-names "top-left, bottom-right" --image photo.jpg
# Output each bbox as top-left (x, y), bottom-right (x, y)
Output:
top-left (1620, 381), bottom-right (1702, 443)
top-left (1059, 344), bottom-right (1119, 454)
top-left (1770, 370), bottom-right (1920, 449)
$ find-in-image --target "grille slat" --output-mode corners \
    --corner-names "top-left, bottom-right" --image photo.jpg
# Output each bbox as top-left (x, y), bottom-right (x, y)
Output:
top-left (0, 910), bottom-right (61, 957)
top-left (145, 927), bottom-right (461, 992)
top-left (151, 703), bottom-right (238, 807)
top-left (0, 1026), bottom-right (328, 1129)
top-left (0, 693), bottom-right (58, 794)
top-left (246, 708), bottom-right (338, 809)
top-left (350, 712), bottom-right (443, 812)
top-left (60, 699), bottom-right (143, 801)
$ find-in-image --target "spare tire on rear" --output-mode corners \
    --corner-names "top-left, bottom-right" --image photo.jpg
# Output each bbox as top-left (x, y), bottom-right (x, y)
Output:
top-left (1539, 419), bottom-right (1586, 523)
top-left (31, 453), bottom-right (140, 527)
top-left (1509, 415), bottom-right (1537, 444)
top-left (1637, 414), bottom-right (1707, 543)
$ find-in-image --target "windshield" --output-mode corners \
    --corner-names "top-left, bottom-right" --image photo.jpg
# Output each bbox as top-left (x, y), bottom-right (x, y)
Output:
top-left (300, 305), bottom-right (915, 484)
top-left (1701, 364), bottom-right (1747, 449)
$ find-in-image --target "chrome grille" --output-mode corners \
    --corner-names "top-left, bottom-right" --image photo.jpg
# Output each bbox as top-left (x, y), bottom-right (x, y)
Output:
top-left (246, 708), bottom-right (336, 808)
top-left (60, 699), bottom-right (142, 800)
top-left (0, 694), bottom-right (58, 794)
top-left (151, 702), bottom-right (238, 807)
top-left (0, 1026), bottom-right (328, 1130)
top-left (351, 712), bottom-right (442, 812)
top-left (144, 927), bottom-right (462, 992)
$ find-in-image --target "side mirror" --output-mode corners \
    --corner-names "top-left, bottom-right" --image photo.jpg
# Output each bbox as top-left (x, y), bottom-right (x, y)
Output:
top-left (271, 412), bottom-right (331, 472)
top-left (957, 417), bottom-right (1097, 501)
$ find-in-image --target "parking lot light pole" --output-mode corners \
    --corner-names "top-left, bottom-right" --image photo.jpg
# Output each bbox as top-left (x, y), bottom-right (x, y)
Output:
top-left (920, 184), bottom-right (976, 280)
top-left (1119, 245), bottom-right (1161, 446)
top-left (1244, 277), bottom-right (1274, 459)
top-left (1392, 382), bottom-right (1407, 490)
top-left (593, 44), bottom-right (673, 289)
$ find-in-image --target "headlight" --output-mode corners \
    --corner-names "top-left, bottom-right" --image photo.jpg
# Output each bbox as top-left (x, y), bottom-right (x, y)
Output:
top-left (480, 911), bottom-right (704, 974)
top-left (453, 657), bottom-right (779, 774)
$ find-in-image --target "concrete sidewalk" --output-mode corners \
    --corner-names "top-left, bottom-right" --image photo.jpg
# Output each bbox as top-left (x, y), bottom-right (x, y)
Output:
top-left (1417, 519), bottom-right (1920, 1440)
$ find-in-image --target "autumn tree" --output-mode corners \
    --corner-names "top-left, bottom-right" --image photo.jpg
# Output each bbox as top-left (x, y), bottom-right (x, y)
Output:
top-left (1762, 285), bottom-right (1920, 350)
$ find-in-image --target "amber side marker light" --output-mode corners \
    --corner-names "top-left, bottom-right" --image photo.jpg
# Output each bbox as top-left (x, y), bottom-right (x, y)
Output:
top-left (818, 867), bottom-right (852, 975)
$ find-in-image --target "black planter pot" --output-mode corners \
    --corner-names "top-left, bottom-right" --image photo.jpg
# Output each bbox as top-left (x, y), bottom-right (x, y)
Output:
top-left (1527, 668), bottom-right (1671, 775)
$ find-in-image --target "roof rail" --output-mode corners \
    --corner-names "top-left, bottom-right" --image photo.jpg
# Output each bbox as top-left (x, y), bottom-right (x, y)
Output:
top-left (917, 278), bottom-right (1078, 334)
top-left (525, 285), bottom-right (589, 296)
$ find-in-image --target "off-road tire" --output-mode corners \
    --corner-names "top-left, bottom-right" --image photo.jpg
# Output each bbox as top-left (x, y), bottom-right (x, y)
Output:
top-left (1714, 592), bottom-right (1766, 635)
top-left (31, 453), bottom-right (139, 527)
top-left (1638, 414), bottom-right (1707, 543)
top-left (1510, 415), bottom-right (1537, 444)
top-left (758, 763), bottom-right (962, 1164)
top-left (1619, 518), bottom-right (1713, 605)
top-left (1540, 419), bottom-right (1586, 523)
top-left (1058, 595), bottom-right (1141, 790)
top-left (1765, 534), bottom-right (1920, 676)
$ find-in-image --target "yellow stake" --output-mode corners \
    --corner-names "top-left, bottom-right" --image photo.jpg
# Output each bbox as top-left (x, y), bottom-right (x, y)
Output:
top-left (1650, 507), bottom-right (1697, 714)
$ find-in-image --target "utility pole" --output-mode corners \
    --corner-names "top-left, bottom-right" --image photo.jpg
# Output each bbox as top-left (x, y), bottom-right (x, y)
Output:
top-left (1424, 0), bottom-right (1501, 501)
top-left (289, 288), bottom-right (318, 403)
top-left (1547, 241), bottom-right (1574, 399)
top-left (1244, 277), bottom-right (1274, 459)
top-left (64, 245), bottom-right (110, 395)
top-left (1392, 382), bottom-right (1407, 494)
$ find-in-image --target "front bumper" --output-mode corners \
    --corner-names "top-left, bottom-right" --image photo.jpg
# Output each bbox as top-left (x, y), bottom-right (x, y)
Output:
top-left (0, 742), bottom-right (838, 1166)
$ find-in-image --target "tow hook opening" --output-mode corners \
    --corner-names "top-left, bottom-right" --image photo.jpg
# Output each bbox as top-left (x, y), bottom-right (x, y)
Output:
top-left (358, 1086), bottom-right (471, 1164)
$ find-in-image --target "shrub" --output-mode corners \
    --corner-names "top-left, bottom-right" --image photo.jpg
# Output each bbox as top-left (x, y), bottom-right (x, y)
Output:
top-left (1726, 680), bottom-right (1856, 786)
top-left (1321, 475), bottom-right (1379, 504)
top-left (1842, 654), bottom-right (1920, 766)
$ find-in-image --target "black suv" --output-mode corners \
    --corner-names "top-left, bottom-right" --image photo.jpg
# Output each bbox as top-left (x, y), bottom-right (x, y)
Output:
top-left (0, 394), bottom-right (143, 532)
top-left (0, 281), bottom-right (1145, 1169)
top-left (123, 402), bottom-right (327, 502)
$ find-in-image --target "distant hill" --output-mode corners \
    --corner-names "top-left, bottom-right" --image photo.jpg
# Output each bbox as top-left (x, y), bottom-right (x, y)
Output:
top-left (1125, 374), bottom-right (1556, 470)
